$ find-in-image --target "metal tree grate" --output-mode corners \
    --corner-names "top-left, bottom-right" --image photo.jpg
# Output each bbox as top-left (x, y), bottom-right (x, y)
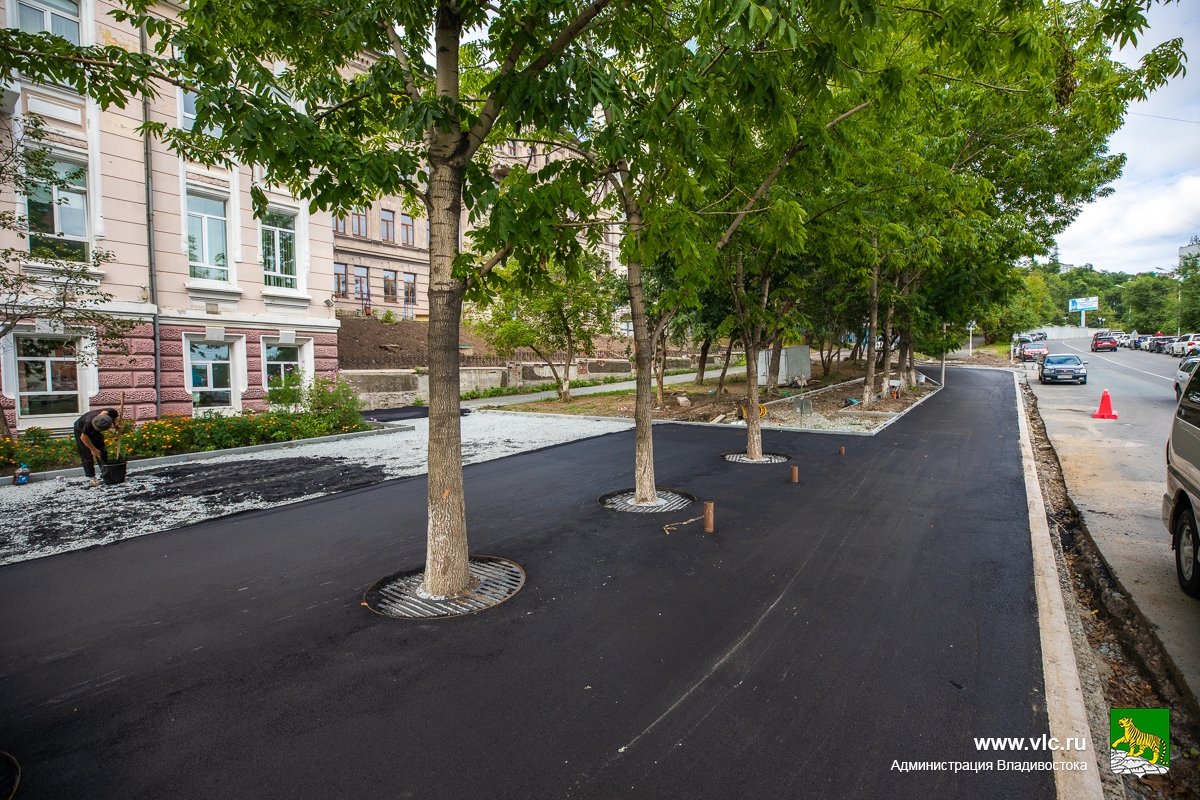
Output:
top-left (364, 556), bottom-right (525, 619)
top-left (722, 451), bottom-right (791, 464)
top-left (599, 488), bottom-right (695, 513)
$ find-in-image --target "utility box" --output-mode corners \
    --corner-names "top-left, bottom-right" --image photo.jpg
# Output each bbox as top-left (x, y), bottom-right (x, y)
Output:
top-left (757, 345), bottom-right (811, 386)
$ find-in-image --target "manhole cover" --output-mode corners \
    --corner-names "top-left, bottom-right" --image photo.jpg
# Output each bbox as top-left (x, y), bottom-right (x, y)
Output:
top-left (722, 451), bottom-right (791, 464)
top-left (599, 488), bottom-right (695, 513)
top-left (364, 555), bottom-right (525, 619)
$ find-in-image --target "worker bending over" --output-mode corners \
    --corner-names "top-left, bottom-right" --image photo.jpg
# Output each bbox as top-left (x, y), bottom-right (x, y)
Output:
top-left (73, 407), bottom-right (119, 487)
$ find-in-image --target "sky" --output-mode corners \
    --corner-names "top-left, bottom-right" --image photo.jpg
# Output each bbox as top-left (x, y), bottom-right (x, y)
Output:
top-left (1054, 3), bottom-right (1200, 275)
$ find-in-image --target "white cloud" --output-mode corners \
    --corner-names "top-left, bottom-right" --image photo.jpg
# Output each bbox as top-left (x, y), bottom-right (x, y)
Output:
top-left (1055, 3), bottom-right (1200, 274)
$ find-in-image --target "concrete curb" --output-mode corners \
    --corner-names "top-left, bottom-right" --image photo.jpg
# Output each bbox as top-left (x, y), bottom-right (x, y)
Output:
top-left (1012, 371), bottom-right (1104, 798)
top-left (24, 424), bottom-right (416, 483)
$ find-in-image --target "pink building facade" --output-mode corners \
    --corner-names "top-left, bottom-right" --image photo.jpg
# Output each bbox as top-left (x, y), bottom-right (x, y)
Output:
top-left (0, 0), bottom-right (362, 433)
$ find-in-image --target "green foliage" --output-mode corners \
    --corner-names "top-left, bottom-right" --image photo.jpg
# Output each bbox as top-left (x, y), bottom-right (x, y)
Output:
top-left (380, 309), bottom-right (397, 324)
top-left (266, 368), bottom-right (304, 407)
top-left (470, 253), bottom-right (620, 398)
top-left (2, 375), bottom-right (369, 473)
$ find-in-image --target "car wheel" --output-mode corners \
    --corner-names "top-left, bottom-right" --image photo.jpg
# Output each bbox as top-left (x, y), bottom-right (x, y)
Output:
top-left (1174, 509), bottom-right (1200, 598)
top-left (1080, 377), bottom-right (1087, 385)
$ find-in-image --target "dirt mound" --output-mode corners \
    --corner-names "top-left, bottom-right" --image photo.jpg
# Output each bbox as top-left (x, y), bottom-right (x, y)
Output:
top-left (338, 317), bottom-right (493, 368)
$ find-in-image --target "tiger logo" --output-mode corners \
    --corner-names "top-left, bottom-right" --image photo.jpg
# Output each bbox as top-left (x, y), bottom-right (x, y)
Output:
top-left (1112, 717), bottom-right (1166, 765)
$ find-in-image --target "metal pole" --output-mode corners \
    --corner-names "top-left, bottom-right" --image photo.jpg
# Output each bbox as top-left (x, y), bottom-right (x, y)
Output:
top-left (140, 26), bottom-right (161, 419)
top-left (940, 323), bottom-right (946, 386)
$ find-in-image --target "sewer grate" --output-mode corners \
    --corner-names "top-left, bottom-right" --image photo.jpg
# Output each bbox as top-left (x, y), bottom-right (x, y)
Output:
top-left (364, 556), bottom-right (525, 619)
top-left (599, 488), bottom-right (695, 513)
top-left (722, 451), bottom-right (791, 464)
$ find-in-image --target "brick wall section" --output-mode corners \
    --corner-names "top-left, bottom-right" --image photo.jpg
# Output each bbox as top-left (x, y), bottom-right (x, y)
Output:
top-left (5, 325), bottom-right (337, 431)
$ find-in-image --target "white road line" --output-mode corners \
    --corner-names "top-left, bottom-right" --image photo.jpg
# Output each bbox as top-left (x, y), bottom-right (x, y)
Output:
top-left (1013, 372), bottom-right (1104, 799)
top-left (1060, 343), bottom-right (1173, 382)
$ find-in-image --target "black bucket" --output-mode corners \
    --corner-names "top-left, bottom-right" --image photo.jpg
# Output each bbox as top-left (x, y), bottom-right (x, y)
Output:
top-left (99, 460), bottom-right (127, 485)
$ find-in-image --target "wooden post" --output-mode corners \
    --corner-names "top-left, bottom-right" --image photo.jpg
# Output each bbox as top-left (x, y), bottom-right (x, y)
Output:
top-left (703, 501), bottom-right (714, 533)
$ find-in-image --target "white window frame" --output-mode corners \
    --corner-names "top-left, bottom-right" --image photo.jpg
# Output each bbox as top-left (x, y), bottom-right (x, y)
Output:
top-left (1, 328), bottom-right (98, 431)
top-left (260, 209), bottom-right (297, 289)
top-left (183, 334), bottom-right (245, 414)
top-left (14, 0), bottom-right (81, 44)
top-left (186, 189), bottom-right (229, 282)
top-left (24, 157), bottom-right (90, 264)
top-left (261, 336), bottom-right (313, 390)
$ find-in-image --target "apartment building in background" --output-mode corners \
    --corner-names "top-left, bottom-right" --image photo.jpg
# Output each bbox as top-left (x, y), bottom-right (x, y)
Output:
top-left (0, 0), bottom-right (357, 433)
top-left (331, 201), bottom-right (429, 320)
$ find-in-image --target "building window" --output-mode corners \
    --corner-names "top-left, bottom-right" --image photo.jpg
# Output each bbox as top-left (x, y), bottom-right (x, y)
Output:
top-left (187, 340), bottom-right (232, 408)
top-left (403, 273), bottom-right (417, 305)
top-left (400, 213), bottom-right (415, 246)
top-left (381, 210), bottom-right (395, 243)
top-left (17, 0), bottom-right (79, 44)
top-left (506, 140), bottom-right (517, 156)
top-left (27, 161), bottom-right (88, 262)
top-left (261, 211), bottom-right (296, 289)
top-left (180, 90), bottom-right (221, 135)
top-left (186, 192), bottom-right (228, 281)
top-left (353, 266), bottom-right (369, 301)
top-left (383, 270), bottom-right (397, 302)
top-left (264, 343), bottom-right (301, 383)
top-left (333, 263), bottom-right (348, 297)
top-left (332, 215), bottom-right (346, 235)
top-left (15, 336), bottom-right (79, 416)
top-left (350, 210), bottom-right (367, 238)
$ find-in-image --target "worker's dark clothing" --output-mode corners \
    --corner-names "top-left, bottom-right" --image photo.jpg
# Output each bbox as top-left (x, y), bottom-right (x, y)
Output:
top-left (73, 409), bottom-right (117, 479)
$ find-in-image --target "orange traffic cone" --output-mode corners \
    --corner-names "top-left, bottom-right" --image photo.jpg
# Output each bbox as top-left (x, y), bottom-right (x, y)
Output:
top-left (1092, 390), bottom-right (1118, 420)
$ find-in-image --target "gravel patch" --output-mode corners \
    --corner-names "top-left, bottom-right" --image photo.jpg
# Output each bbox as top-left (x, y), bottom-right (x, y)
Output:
top-left (0, 411), bottom-right (632, 565)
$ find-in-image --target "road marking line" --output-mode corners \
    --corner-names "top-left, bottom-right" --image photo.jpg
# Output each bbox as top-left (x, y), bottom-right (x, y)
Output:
top-left (1014, 371), bottom-right (1104, 798)
top-left (1061, 343), bottom-right (1172, 382)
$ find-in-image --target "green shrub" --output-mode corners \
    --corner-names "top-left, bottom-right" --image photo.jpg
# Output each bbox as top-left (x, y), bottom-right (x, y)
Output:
top-left (381, 309), bottom-right (397, 324)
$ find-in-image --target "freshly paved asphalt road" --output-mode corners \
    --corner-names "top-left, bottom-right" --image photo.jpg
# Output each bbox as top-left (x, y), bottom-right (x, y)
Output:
top-left (0, 369), bottom-right (1054, 799)
top-left (1028, 339), bottom-right (1200, 711)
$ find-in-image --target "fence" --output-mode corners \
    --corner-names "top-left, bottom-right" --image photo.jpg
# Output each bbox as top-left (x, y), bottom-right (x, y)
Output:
top-left (339, 348), bottom-right (692, 370)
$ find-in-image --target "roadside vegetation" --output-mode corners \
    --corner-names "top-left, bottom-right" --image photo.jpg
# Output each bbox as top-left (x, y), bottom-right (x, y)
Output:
top-left (2, 376), bottom-right (368, 474)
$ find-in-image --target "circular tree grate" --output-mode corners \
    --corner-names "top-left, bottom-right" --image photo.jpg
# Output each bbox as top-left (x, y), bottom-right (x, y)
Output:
top-left (364, 555), bottom-right (525, 619)
top-left (722, 451), bottom-right (791, 464)
top-left (599, 488), bottom-right (695, 513)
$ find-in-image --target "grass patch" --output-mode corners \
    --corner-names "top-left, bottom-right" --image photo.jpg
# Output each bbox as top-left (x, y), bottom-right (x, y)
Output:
top-left (460, 367), bottom-right (698, 401)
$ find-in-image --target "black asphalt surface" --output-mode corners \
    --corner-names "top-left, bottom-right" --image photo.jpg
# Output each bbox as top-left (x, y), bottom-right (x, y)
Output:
top-left (0, 369), bottom-right (1052, 799)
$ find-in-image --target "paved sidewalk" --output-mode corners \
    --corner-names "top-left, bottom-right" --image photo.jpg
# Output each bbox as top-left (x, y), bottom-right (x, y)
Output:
top-left (463, 366), bottom-right (746, 408)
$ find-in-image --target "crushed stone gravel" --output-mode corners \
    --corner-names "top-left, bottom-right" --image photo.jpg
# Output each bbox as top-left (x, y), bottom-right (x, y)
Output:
top-left (0, 411), bottom-right (632, 565)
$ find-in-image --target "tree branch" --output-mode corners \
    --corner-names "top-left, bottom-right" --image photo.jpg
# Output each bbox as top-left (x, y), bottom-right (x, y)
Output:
top-left (715, 101), bottom-right (872, 252)
top-left (383, 23), bottom-right (424, 104)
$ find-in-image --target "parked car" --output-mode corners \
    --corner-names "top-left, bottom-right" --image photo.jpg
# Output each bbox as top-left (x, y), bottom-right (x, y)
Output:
top-left (1162, 369), bottom-right (1200, 596)
top-left (1021, 341), bottom-right (1049, 361)
top-left (1030, 331), bottom-right (1048, 341)
top-left (1177, 358), bottom-right (1200, 400)
top-left (1091, 332), bottom-right (1118, 352)
top-left (1039, 354), bottom-right (1087, 384)
top-left (1172, 334), bottom-right (1200, 357)
top-left (1152, 336), bottom-right (1177, 354)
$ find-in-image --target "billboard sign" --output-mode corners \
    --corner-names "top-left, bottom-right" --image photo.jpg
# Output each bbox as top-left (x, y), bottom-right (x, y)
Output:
top-left (1069, 296), bottom-right (1099, 312)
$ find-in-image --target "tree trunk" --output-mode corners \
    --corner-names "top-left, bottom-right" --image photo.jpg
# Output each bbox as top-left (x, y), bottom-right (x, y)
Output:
top-left (717, 337), bottom-right (734, 395)
top-left (766, 337), bottom-right (783, 395)
top-left (879, 282), bottom-right (895, 399)
top-left (744, 341), bottom-right (763, 459)
top-left (625, 255), bottom-right (657, 504)
top-left (863, 261), bottom-right (879, 406)
top-left (0, 404), bottom-right (12, 444)
top-left (908, 343), bottom-right (918, 387)
top-left (421, 158), bottom-right (471, 598)
top-left (694, 336), bottom-right (711, 385)
top-left (895, 331), bottom-right (908, 396)
top-left (562, 333), bottom-right (574, 400)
